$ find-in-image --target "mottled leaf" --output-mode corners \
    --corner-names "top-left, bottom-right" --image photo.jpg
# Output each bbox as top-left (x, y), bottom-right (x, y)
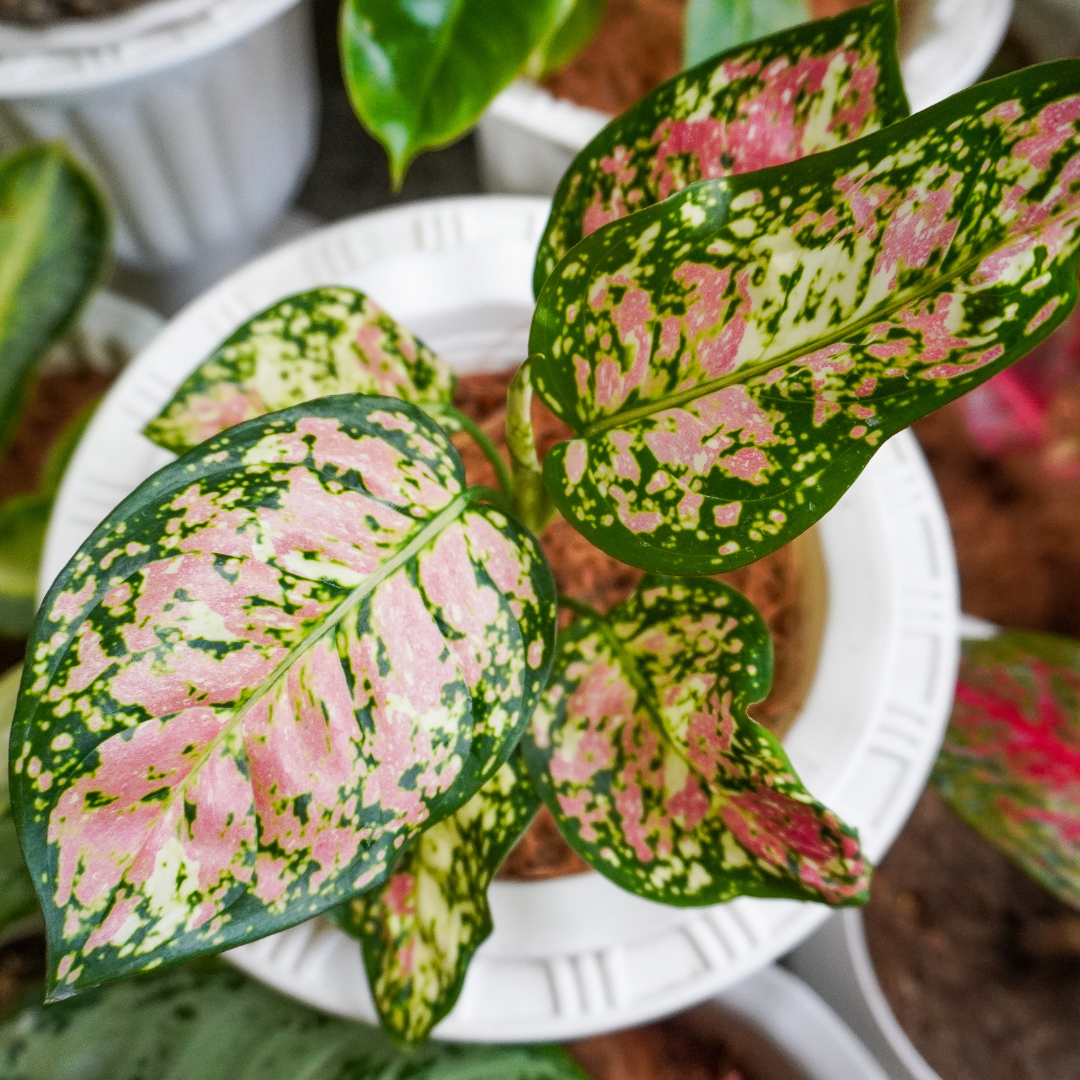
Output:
top-left (0, 144), bottom-right (109, 458)
top-left (530, 62), bottom-right (1080, 574)
top-left (0, 665), bottom-right (36, 940)
top-left (11, 395), bottom-right (556, 999)
top-left (534, 0), bottom-right (909, 293)
top-left (0, 962), bottom-right (589, 1080)
top-left (335, 751), bottom-right (540, 1045)
top-left (522, 576), bottom-right (869, 905)
top-left (341, 0), bottom-right (570, 187)
top-left (144, 287), bottom-right (453, 456)
top-left (932, 631), bottom-right (1080, 910)
top-left (684, 0), bottom-right (812, 69)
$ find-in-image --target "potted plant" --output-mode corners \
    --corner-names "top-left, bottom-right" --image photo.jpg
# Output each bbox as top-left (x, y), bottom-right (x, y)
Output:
top-left (11, 0), bottom-right (1080, 1052)
top-left (0, 0), bottom-right (318, 276)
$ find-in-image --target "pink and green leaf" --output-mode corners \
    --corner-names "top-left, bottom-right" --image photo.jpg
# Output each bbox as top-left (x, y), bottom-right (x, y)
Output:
top-left (10, 395), bottom-right (555, 999)
top-left (521, 576), bottom-right (869, 906)
top-left (533, 0), bottom-right (909, 294)
top-left (334, 751), bottom-right (540, 1045)
top-left (143, 288), bottom-right (454, 456)
top-left (932, 631), bottom-right (1080, 910)
top-left (530, 61), bottom-right (1080, 574)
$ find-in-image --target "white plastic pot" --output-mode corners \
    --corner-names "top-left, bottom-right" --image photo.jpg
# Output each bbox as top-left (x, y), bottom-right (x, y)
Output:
top-left (476, 0), bottom-right (1013, 196)
top-left (786, 910), bottom-right (942, 1080)
top-left (41, 194), bottom-right (960, 1044)
top-left (0, 0), bottom-right (318, 271)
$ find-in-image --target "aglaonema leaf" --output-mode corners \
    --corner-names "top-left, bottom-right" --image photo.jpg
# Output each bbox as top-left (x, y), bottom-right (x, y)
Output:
top-left (0, 665), bottom-right (37, 940)
top-left (0, 144), bottom-right (109, 457)
top-left (521, 576), bottom-right (869, 906)
top-left (533, 0), bottom-right (909, 294)
top-left (335, 750), bottom-right (540, 1045)
top-left (144, 287), bottom-right (454, 456)
top-left (932, 631), bottom-right (1080, 910)
top-left (684, 0), bottom-right (812, 69)
top-left (530, 62), bottom-right (1080, 574)
top-left (0, 962), bottom-right (589, 1080)
top-left (340, 0), bottom-right (570, 187)
top-left (526, 0), bottom-right (606, 80)
top-left (10, 395), bottom-right (556, 1000)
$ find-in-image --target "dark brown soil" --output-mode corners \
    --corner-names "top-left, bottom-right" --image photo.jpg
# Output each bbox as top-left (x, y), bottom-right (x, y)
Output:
top-left (542, 0), bottom-right (912, 117)
top-left (0, 934), bottom-right (44, 1019)
top-left (454, 369), bottom-right (819, 881)
top-left (864, 789), bottom-right (1080, 1080)
top-left (0, 0), bottom-right (150, 24)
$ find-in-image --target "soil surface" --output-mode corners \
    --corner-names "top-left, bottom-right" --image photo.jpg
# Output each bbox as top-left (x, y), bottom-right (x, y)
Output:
top-left (0, 0), bottom-right (149, 23)
top-left (452, 369), bottom-right (817, 881)
top-left (543, 0), bottom-right (910, 117)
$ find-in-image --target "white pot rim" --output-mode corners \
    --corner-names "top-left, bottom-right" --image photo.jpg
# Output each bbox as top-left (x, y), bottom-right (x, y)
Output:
top-left (0, 0), bottom-right (303, 97)
top-left (486, 0), bottom-right (1013, 144)
top-left (43, 194), bottom-right (960, 1044)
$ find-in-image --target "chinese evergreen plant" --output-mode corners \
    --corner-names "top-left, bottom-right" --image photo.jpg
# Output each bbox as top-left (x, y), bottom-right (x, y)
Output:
top-left (10, 0), bottom-right (1080, 1049)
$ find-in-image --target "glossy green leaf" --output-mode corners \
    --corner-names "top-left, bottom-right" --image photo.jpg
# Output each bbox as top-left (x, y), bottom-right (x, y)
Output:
top-left (11, 395), bottom-right (556, 1000)
top-left (684, 0), bottom-right (811, 68)
top-left (336, 751), bottom-right (540, 1045)
top-left (340, 0), bottom-right (569, 187)
top-left (0, 144), bottom-right (110, 457)
top-left (144, 287), bottom-right (454, 456)
top-left (0, 962), bottom-right (589, 1080)
top-left (932, 631), bottom-right (1080, 910)
top-left (0, 665), bottom-right (36, 940)
top-left (526, 0), bottom-right (606, 80)
top-left (522, 576), bottom-right (869, 906)
top-left (534, 0), bottom-right (909, 294)
top-left (530, 62), bottom-right (1080, 575)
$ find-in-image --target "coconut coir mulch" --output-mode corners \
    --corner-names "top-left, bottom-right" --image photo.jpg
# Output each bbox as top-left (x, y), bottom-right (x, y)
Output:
top-left (0, 0), bottom-right (147, 24)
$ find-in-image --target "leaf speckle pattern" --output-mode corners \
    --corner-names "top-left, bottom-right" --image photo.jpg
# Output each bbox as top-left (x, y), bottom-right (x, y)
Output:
top-left (531, 65), bottom-right (1080, 573)
top-left (11, 396), bottom-right (555, 999)
top-left (932, 631), bottom-right (1080, 909)
top-left (335, 751), bottom-right (539, 1045)
top-left (143, 287), bottom-right (454, 456)
top-left (533, 0), bottom-right (908, 293)
top-left (522, 576), bottom-right (869, 906)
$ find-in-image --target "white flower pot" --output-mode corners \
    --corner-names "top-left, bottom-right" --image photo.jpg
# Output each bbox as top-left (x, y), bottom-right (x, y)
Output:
top-left (41, 194), bottom-right (960, 1043)
top-left (476, 0), bottom-right (1013, 197)
top-left (0, 0), bottom-right (318, 271)
top-left (786, 910), bottom-right (942, 1080)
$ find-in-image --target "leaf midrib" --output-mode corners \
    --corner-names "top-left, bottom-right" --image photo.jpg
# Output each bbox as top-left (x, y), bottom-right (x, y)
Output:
top-left (93, 486), bottom-right (479, 921)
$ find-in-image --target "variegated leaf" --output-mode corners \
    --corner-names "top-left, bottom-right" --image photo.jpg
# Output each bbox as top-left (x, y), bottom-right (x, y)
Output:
top-left (533, 0), bottom-right (909, 294)
top-left (521, 576), bottom-right (869, 905)
top-left (143, 288), bottom-right (454, 456)
top-left (10, 395), bottom-right (556, 999)
top-left (0, 664), bottom-right (36, 940)
top-left (530, 62), bottom-right (1080, 574)
top-left (335, 750), bottom-right (539, 1044)
top-left (932, 631), bottom-right (1080, 910)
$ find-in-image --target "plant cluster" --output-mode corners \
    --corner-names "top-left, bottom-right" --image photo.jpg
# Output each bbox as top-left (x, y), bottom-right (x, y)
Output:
top-left (8, 0), bottom-right (1080, 1051)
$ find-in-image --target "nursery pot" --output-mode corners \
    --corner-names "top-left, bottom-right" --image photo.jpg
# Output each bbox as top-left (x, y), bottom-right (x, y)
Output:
top-left (475, 0), bottom-right (1013, 197)
top-left (786, 910), bottom-right (941, 1080)
top-left (0, 0), bottom-right (318, 272)
top-left (41, 194), bottom-right (961, 1044)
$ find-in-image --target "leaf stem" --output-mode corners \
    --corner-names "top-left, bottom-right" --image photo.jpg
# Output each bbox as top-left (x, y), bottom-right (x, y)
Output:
top-left (557, 594), bottom-right (603, 620)
top-left (421, 402), bottom-right (514, 502)
top-left (505, 357), bottom-right (556, 536)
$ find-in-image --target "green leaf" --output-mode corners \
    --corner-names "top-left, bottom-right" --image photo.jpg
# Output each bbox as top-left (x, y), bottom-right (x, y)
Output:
top-left (335, 751), bottom-right (540, 1045)
top-left (340, 0), bottom-right (570, 188)
top-left (0, 665), bottom-right (36, 940)
top-left (0, 144), bottom-right (110, 458)
top-left (684, 0), bottom-right (812, 70)
top-left (932, 631), bottom-right (1080, 910)
top-left (534, 0), bottom-right (909, 295)
top-left (526, 0), bottom-right (606, 80)
top-left (530, 61), bottom-right (1080, 575)
top-left (11, 395), bottom-right (556, 1000)
top-left (0, 962), bottom-right (589, 1080)
top-left (144, 287), bottom-right (454, 456)
top-left (522, 576), bottom-right (870, 906)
